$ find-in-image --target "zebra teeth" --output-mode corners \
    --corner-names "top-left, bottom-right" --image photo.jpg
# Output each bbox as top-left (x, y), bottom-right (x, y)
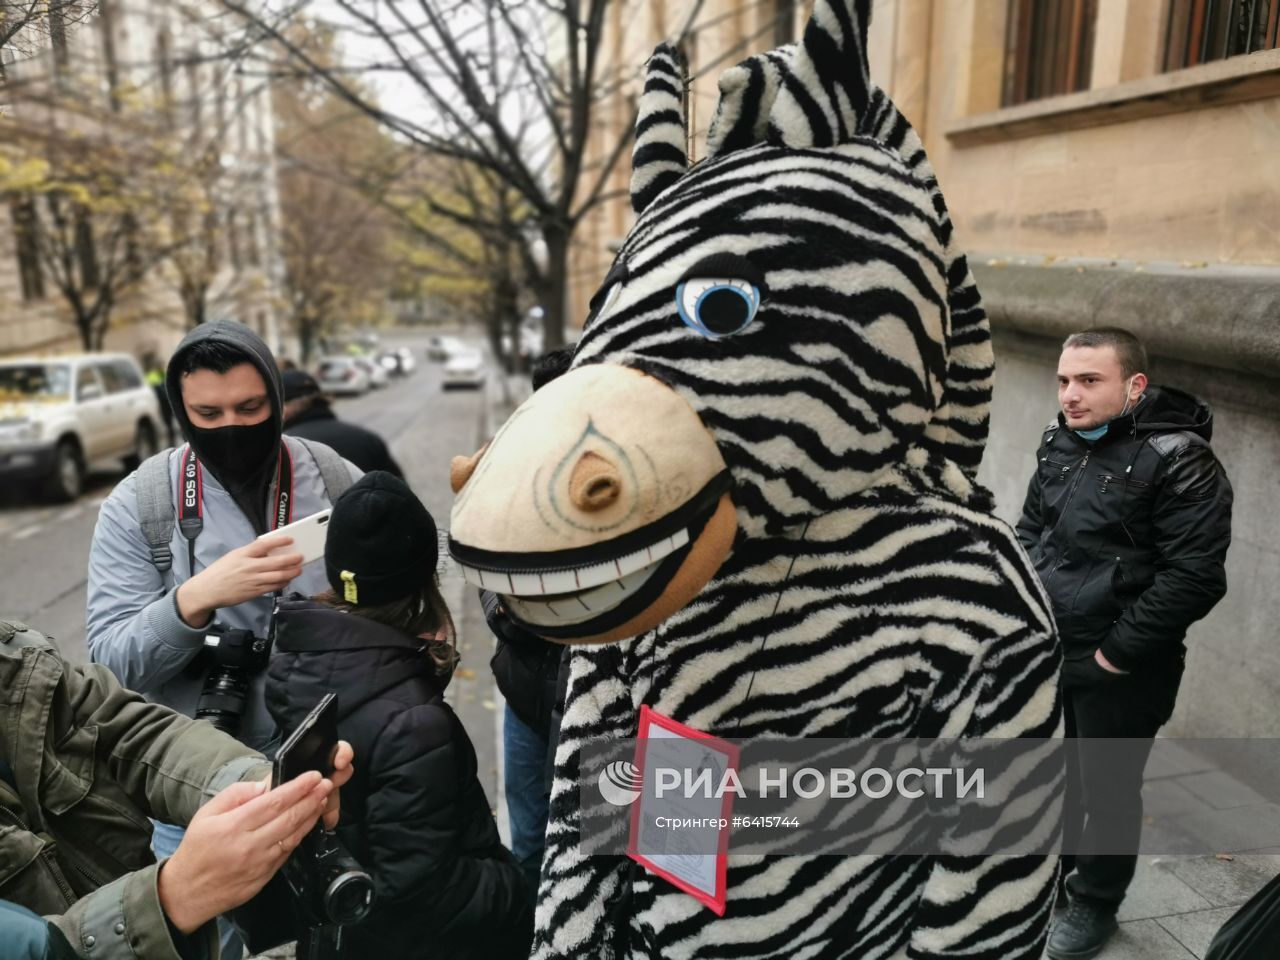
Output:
top-left (455, 527), bottom-right (691, 598)
top-left (503, 561), bottom-right (665, 628)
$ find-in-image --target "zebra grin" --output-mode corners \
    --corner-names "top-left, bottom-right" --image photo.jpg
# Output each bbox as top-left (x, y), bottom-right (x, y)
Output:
top-left (451, 469), bottom-right (734, 642)
top-left (447, 364), bottom-right (738, 643)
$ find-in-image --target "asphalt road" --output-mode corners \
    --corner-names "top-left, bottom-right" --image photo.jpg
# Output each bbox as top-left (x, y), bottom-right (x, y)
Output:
top-left (0, 329), bottom-right (503, 803)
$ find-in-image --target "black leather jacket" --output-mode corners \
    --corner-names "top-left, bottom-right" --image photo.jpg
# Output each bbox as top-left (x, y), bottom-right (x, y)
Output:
top-left (1016, 386), bottom-right (1233, 672)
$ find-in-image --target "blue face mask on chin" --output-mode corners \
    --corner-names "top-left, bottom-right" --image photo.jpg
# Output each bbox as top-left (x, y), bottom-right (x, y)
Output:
top-left (1072, 376), bottom-right (1140, 442)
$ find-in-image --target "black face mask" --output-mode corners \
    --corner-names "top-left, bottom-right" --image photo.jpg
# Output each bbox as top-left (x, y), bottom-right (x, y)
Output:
top-left (188, 418), bottom-right (280, 491)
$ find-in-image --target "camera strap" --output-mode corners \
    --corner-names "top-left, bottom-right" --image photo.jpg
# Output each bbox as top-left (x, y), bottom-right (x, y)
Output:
top-left (179, 443), bottom-right (295, 572)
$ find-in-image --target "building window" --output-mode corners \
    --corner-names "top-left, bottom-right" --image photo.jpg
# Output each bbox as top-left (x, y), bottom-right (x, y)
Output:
top-left (1002, 0), bottom-right (1099, 106)
top-left (100, 0), bottom-right (120, 110)
top-left (156, 29), bottom-right (175, 127)
top-left (49, 6), bottom-right (70, 76)
top-left (123, 211), bottom-right (143, 282)
top-left (237, 79), bottom-right (251, 154)
top-left (245, 211), bottom-right (261, 267)
top-left (228, 209), bottom-right (241, 271)
top-left (186, 60), bottom-right (202, 128)
top-left (9, 197), bottom-right (45, 301)
top-left (203, 209), bottom-right (219, 272)
top-left (1164, 0), bottom-right (1280, 71)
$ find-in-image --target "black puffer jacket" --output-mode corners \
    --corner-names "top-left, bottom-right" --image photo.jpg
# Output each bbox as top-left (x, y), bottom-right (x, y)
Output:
top-left (1017, 386), bottom-right (1233, 678)
top-left (482, 589), bottom-right (562, 737)
top-left (265, 598), bottom-right (531, 960)
top-left (284, 402), bottom-right (403, 478)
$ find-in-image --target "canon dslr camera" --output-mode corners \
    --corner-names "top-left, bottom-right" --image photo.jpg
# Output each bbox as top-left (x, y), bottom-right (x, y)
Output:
top-left (195, 624), bottom-right (271, 736)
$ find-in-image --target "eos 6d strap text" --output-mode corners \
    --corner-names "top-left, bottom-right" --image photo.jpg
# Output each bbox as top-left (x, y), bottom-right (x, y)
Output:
top-left (179, 443), bottom-right (295, 572)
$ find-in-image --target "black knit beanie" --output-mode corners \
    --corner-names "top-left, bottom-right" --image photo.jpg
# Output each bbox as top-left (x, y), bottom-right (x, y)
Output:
top-left (325, 471), bottom-right (438, 606)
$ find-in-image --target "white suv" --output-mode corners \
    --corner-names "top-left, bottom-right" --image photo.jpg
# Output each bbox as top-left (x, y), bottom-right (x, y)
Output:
top-left (0, 354), bottom-right (163, 501)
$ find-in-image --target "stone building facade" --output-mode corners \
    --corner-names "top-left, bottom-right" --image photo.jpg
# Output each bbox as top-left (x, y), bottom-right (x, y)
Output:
top-left (0, 0), bottom-right (285, 361)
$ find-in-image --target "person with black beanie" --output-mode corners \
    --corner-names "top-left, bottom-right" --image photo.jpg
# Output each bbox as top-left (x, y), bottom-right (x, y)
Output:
top-left (267, 471), bottom-right (532, 960)
top-left (86, 320), bottom-right (361, 960)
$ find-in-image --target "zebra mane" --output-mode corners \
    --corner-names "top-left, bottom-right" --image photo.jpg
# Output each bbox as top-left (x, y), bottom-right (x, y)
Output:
top-left (632, 0), bottom-right (872, 209)
top-left (766, 0), bottom-right (873, 149)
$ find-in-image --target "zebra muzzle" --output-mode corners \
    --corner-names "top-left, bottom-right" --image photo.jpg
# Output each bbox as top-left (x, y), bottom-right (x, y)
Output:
top-left (447, 363), bottom-right (736, 643)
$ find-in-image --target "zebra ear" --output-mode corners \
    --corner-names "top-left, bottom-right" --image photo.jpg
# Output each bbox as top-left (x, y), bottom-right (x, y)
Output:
top-left (705, 47), bottom-right (795, 160)
top-left (631, 44), bottom-right (689, 215)
top-left (767, 0), bottom-right (873, 148)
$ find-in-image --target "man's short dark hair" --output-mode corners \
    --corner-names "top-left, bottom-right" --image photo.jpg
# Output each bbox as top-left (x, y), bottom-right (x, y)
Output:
top-left (172, 340), bottom-right (254, 377)
top-left (531, 346), bottom-right (575, 391)
top-left (1063, 327), bottom-right (1148, 379)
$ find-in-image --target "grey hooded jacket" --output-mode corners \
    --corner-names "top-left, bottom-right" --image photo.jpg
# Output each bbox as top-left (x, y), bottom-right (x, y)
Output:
top-left (86, 321), bottom-right (360, 750)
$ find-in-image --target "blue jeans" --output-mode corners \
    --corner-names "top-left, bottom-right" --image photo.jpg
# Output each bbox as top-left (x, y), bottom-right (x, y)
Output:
top-left (0, 900), bottom-right (77, 959)
top-left (504, 704), bottom-right (551, 905)
top-left (151, 821), bottom-right (244, 960)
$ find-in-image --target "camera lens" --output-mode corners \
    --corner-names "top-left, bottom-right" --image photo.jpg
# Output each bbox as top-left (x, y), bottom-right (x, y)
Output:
top-left (324, 870), bottom-right (375, 925)
top-left (195, 667), bottom-right (248, 736)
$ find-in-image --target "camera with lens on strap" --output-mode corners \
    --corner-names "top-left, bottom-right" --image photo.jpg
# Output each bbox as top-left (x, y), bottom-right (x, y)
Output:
top-left (196, 624), bottom-right (271, 737)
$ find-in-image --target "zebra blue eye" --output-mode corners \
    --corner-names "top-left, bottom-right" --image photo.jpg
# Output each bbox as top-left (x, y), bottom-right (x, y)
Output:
top-left (676, 278), bottom-right (761, 339)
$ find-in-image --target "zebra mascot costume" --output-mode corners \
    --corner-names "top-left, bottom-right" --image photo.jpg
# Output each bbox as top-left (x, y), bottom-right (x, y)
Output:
top-left (449, 0), bottom-right (1061, 955)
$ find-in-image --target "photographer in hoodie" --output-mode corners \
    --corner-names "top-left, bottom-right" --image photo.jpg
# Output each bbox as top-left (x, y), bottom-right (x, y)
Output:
top-left (1017, 328), bottom-right (1234, 960)
top-left (86, 320), bottom-right (360, 959)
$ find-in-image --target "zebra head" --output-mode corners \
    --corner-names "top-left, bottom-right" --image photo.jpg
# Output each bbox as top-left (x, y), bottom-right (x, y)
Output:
top-left (449, 0), bottom-right (993, 644)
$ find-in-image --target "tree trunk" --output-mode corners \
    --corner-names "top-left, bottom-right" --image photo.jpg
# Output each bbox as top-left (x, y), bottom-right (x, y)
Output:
top-left (540, 222), bottom-right (570, 350)
top-left (299, 319), bottom-right (315, 367)
top-left (75, 312), bottom-right (93, 352)
top-left (90, 312), bottom-right (107, 351)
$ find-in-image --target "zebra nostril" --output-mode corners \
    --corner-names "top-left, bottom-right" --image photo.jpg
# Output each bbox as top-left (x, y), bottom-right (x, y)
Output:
top-left (450, 441), bottom-right (490, 493)
top-left (569, 452), bottom-right (622, 512)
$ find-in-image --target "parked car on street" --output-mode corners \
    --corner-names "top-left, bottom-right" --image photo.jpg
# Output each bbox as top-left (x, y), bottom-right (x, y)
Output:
top-left (442, 349), bottom-right (486, 390)
top-left (354, 355), bottom-right (389, 389)
top-left (0, 354), bottom-right (162, 501)
top-left (315, 356), bottom-right (371, 396)
top-left (376, 348), bottom-right (417, 377)
top-left (426, 335), bottom-right (466, 361)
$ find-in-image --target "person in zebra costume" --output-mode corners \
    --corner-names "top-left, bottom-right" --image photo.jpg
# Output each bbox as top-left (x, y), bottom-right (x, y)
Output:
top-left (448, 1), bottom-right (1062, 956)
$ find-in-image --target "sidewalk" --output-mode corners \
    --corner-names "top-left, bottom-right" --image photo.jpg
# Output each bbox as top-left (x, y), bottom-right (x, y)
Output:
top-left (1059, 740), bottom-right (1280, 959)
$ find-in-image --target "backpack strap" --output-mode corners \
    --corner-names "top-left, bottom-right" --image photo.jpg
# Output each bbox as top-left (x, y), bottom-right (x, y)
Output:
top-left (135, 448), bottom-right (178, 573)
top-left (293, 438), bottom-right (353, 503)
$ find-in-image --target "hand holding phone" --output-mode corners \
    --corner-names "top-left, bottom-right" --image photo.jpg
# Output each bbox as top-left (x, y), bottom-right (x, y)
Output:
top-left (258, 509), bottom-right (331, 566)
top-left (274, 693), bottom-right (339, 788)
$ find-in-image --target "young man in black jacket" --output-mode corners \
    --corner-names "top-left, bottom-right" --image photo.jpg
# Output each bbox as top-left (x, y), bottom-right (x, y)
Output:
top-left (1017, 328), bottom-right (1234, 960)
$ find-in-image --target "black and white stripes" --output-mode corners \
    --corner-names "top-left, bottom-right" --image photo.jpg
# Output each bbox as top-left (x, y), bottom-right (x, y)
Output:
top-left (524, 0), bottom-right (1060, 955)
top-left (631, 44), bottom-right (688, 215)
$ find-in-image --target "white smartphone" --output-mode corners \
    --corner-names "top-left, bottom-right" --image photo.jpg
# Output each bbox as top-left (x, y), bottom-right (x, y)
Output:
top-left (258, 509), bottom-right (331, 565)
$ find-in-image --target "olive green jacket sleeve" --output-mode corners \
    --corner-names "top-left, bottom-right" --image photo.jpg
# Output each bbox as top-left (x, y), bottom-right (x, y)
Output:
top-left (0, 623), bottom-right (271, 960)
top-left (53, 658), bottom-right (269, 825)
